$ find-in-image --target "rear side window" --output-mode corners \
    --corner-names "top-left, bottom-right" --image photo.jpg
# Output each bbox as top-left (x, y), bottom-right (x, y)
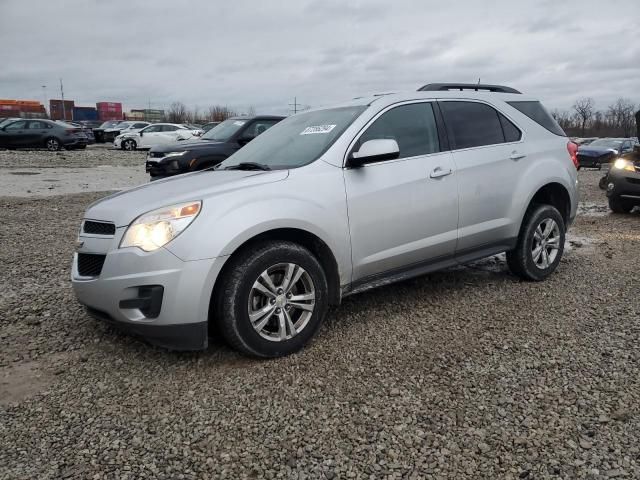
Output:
top-left (507, 101), bottom-right (565, 137)
top-left (439, 101), bottom-right (504, 149)
top-left (357, 102), bottom-right (440, 159)
top-left (498, 113), bottom-right (522, 142)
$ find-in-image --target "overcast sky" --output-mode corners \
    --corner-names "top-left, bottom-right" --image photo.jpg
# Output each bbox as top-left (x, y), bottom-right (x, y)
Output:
top-left (0, 0), bottom-right (638, 115)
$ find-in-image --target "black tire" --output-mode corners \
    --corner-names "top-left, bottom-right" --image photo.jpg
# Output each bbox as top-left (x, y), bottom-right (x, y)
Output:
top-left (599, 175), bottom-right (608, 190)
top-left (45, 137), bottom-right (61, 151)
top-left (122, 139), bottom-right (137, 151)
top-left (608, 195), bottom-right (633, 213)
top-left (215, 241), bottom-right (329, 358)
top-left (507, 204), bottom-right (566, 281)
top-left (77, 145), bottom-right (87, 150)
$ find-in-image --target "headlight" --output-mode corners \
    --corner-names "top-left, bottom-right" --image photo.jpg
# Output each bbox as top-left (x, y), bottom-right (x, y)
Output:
top-left (613, 158), bottom-right (635, 172)
top-left (120, 201), bottom-right (201, 252)
top-left (164, 151), bottom-right (187, 158)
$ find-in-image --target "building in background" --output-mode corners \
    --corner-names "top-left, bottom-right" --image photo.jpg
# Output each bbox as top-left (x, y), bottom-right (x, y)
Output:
top-left (50, 99), bottom-right (75, 121)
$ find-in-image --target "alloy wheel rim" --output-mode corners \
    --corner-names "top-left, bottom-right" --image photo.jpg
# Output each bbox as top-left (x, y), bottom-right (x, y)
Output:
top-left (124, 140), bottom-right (134, 150)
top-left (531, 218), bottom-right (561, 269)
top-left (47, 139), bottom-right (58, 150)
top-left (247, 262), bottom-right (315, 342)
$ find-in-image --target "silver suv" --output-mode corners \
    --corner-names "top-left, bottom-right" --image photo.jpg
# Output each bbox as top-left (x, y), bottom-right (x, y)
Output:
top-left (72, 83), bottom-right (578, 357)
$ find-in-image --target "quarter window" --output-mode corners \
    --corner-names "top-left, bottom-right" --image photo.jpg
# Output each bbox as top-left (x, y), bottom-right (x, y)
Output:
top-left (440, 101), bottom-right (505, 150)
top-left (357, 103), bottom-right (440, 159)
top-left (498, 113), bottom-right (522, 142)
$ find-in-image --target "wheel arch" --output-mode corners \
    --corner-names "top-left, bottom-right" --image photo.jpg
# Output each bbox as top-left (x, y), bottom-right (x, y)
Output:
top-left (523, 182), bottom-right (572, 227)
top-left (210, 227), bottom-right (342, 316)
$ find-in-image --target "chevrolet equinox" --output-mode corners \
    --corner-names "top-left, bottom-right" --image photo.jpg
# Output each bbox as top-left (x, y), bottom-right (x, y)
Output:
top-left (72, 83), bottom-right (579, 358)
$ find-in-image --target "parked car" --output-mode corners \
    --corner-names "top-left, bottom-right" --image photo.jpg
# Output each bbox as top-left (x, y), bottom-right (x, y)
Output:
top-left (103, 121), bottom-right (150, 143)
top-left (201, 121), bottom-right (220, 133)
top-left (113, 123), bottom-right (203, 151)
top-left (0, 117), bottom-right (20, 128)
top-left (66, 121), bottom-right (95, 145)
top-left (93, 120), bottom-right (126, 143)
top-left (605, 147), bottom-right (640, 212)
top-left (0, 118), bottom-right (87, 151)
top-left (146, 116), bottom-right (284, 179)
top-left (71, 83), bottom-right (578, 357)
top-left (572, 137), bottom-right (597, 145)
top-left (577, 138), bottom-right (635, 169)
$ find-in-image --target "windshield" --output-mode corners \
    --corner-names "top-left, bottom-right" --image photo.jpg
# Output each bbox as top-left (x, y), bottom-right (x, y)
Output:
top-left (202, 118), bottom-right (247, 142)
top-left (589, 139), bottom-right (623, 148)
top-left (217, 106), bottom-right (367, 170)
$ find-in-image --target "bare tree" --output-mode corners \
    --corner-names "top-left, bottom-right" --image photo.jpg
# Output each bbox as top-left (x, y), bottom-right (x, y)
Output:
top-left (167, 101), bottom-right (188, 123)
top-left (572, 97), bottom-right (595, 136)
top-left (551, 109), bottom-right (572, 131)
top-left (607, 98), bottom-right (636, 137)
top-left (246, 105), bottom-right (256, 116)
top-left (206, 105), bottom-right (237, 122)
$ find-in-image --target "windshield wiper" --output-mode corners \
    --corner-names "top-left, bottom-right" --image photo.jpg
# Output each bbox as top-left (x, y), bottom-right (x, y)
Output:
top-left (222, 162), bottom-right (271, 171)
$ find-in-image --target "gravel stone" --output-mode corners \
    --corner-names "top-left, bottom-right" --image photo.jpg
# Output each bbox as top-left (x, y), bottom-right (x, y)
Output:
top-left (1, 159), bottom-right (639, 479)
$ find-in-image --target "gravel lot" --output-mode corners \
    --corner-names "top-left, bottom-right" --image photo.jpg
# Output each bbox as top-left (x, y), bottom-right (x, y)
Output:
top-left (1, 149), bottom-right (639, 479)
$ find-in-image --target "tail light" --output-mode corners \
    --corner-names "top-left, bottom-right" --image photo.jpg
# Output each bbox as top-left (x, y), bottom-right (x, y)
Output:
top-left (567, 141), bottom-right (579, 169)
top-left (65, 128), bottom-right (80, 135)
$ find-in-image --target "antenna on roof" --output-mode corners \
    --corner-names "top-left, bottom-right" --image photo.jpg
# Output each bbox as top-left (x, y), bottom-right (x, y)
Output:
top-left (477, 78), bottom-right (481, 85)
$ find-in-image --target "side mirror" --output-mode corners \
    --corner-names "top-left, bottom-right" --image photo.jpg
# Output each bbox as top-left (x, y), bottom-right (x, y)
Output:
top-left (348, 139), bottom-right (400, 167)
top-left (139, 131), bottom-right (144, 137)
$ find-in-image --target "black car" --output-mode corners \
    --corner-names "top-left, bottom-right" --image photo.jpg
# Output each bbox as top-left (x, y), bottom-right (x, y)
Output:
top-left (67, 121), bottom-right (96, 145)
top-left (577, 138), bottom-right (635, 169)
top-left (93, 120), bottom-right (126, 143)
top-left (146, 115), bottom-right (284, 179)
top-left (606, 145), bottom-right (640, 212)
top-left (0, 118), bottom-right (88, 151)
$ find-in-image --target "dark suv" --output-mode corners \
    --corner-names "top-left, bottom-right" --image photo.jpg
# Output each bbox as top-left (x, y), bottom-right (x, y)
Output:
top-left (146, 115), bottom-right (284, 179)
top-left (0, 119), bottom-right (88, 151)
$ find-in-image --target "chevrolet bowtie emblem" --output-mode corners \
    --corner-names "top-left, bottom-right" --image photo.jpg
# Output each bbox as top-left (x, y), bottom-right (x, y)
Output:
top-left (75, 240), bottom-right (85, 250)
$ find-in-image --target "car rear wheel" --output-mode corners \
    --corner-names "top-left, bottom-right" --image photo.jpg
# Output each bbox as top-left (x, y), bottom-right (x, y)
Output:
top-left (507, 204), bottom-right (565, 281)
top-left (45, 137), bottom-right (61, 151)
top-left (122, 139), bottom-right (137, 151)
top-left (608, 195), bottom-right (634, 213)
top-left (216, 241), bottom-right (329, 358)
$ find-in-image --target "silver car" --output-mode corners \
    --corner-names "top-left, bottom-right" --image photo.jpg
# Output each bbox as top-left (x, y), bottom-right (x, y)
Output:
top-left (72, 83), bottom-right (579, 357)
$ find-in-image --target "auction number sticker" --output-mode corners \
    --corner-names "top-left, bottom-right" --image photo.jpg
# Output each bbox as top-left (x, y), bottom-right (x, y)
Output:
top-left (233, 121), bottom-right (246, 126)
top-left (300, 124), bottom-right (336, 135)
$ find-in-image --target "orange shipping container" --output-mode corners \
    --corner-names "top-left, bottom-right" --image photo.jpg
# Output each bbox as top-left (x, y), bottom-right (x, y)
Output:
top-left (16, 100), bottom-right (41, 106)
top-left (0, 99), bottom-right (18, 104)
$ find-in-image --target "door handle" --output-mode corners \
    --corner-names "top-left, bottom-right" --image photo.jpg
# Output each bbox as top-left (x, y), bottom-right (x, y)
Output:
top-left (430, 166), bottom-right (452, 178)
top-left (510, 151), bottom-right (526, 160)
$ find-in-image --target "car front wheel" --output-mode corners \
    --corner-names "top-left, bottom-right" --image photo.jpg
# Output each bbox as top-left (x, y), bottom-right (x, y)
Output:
top-left (122, 139), bottom-right (137, 151)
top-left (216, 241), bottom-right (329, 358)
top-left (507, 204), bottom-right (565, 281)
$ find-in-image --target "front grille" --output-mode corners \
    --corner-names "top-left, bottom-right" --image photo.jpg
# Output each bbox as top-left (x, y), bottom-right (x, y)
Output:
top-left (146, 161), bottom-right (168, 176)
top-left (83, 220), bottom-right (115, 235)
top-left (77, 253), bottom-right (106, 277)
top-left (149, 151), bottom-right (165, 158)
top-left (626, 177), bottom-right (640, 185)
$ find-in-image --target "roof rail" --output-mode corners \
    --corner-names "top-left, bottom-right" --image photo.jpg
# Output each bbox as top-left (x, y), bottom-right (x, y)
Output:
top-left (418, 83), bottom-right (521, 94)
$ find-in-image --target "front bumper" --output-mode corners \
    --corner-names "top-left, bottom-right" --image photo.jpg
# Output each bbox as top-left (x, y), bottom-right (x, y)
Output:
top-left (606, 167), bottom-right (640, 203)
top-left (71, 230), bottom-right (227, 350)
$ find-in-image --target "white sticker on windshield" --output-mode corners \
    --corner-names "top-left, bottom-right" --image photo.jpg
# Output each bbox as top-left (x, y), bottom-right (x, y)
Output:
top-left (300, 124), bottom-right (336, 135)
top-left (233, 121), bottom-right (246, 126)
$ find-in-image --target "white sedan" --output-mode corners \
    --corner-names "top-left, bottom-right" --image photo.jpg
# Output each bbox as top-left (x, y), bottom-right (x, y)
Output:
top-left (114, 123), bottom-right (203, 151)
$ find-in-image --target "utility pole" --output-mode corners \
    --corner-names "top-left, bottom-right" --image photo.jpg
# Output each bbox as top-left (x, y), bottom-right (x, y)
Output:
top-left (41, 85), bottom-right (47, 117)
top-left (60, 78), bottom-right (66, 121)
top-left (288, 97), bottom-right (310, 116)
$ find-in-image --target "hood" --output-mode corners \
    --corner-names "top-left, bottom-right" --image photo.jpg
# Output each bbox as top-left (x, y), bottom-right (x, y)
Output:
top-left (578, 146), bottom-right (617, 156)
top-left (150, 139), bottom-right (225, 153)
top-left (85, 169), bottom-right (289, 227)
